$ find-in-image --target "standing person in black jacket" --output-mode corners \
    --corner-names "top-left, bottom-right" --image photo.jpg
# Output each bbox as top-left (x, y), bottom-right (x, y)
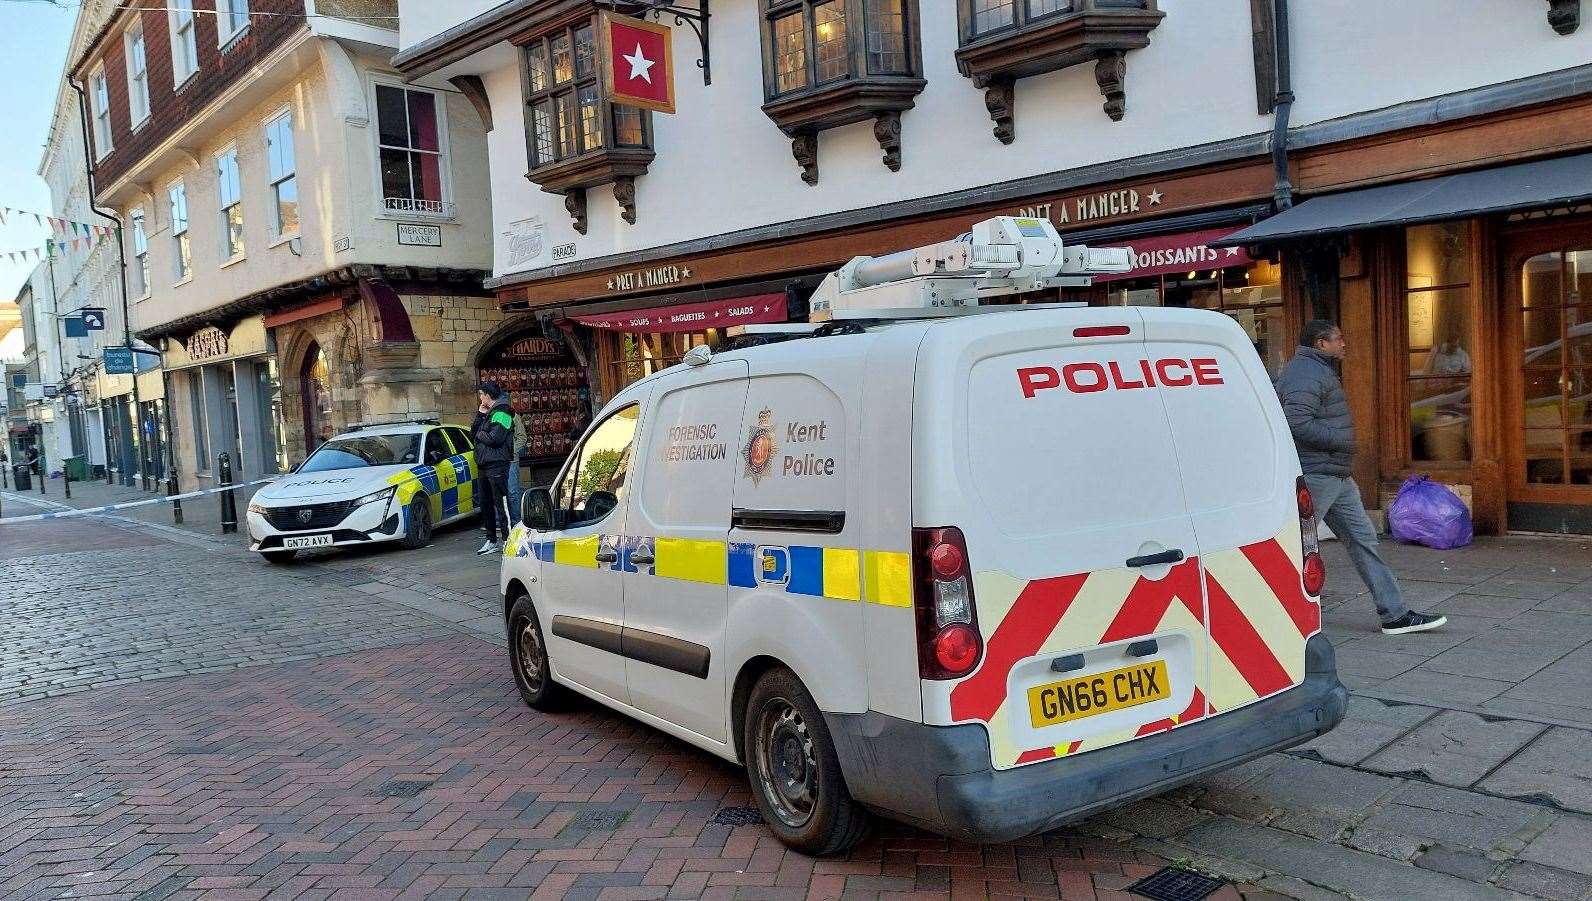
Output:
top-left (1277, 320), bottom-right (1445, 636)
top-left (472, 381), bottom-right (516, 555)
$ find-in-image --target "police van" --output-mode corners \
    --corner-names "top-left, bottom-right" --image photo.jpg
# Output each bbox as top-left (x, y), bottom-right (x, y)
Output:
top-left (499, 218), bottom-right (1347, 854)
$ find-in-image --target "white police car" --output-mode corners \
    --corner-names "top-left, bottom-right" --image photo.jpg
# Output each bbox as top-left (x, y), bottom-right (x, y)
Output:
top-left (247, 419), bottom-right (480, 563)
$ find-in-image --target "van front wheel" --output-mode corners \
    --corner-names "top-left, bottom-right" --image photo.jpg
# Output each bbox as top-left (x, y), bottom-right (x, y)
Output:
top-left (743, 667), bottom-right (870, 856)
top-left (507, 595), bottom-right (572, 711)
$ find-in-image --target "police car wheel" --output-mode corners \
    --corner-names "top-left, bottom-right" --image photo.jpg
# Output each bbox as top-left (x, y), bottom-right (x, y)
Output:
top-left (261, 550), bottom-right (298, 565)
top-left (744, 667), bottom-right (870, 856)
top-left (401, 496), bottom-right (432, 550)
top-left (507, 595), bottom-right (572, 710)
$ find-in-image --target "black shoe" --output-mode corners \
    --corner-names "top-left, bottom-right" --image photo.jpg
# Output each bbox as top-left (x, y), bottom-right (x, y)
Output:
top-left (1381, 611), bottom-right (1447, 635)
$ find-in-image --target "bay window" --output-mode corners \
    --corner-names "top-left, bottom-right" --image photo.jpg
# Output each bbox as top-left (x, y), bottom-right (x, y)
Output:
top-left (758, 0), bottom-right (924, 184)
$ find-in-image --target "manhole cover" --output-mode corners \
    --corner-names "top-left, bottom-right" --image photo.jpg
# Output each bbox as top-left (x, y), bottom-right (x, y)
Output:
top-left (712, 806), bottom-right (763, 826)
top-left (1128, 867), bottom-right (1225, 901)
top-left (375, 780), bottom-right (434, 798)
top-left (570, 810), bottom-right (628, 831)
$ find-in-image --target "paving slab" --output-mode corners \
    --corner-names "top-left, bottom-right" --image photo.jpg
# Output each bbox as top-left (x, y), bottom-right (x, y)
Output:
top-left (1360, 781), bottom-right (1550, 853)
top-left (1520, 816), bottom-right (1592, 878)
top-left (1294, 696), bottom-right (1437, 766)
top-left (1432, 593), bottom-right (1545, 619)
top-left (1422, 628), bottom-right (1583, 682)
top-left (1366, 667), bottom-right (1514, 707)
top-left (1498, 860), bottom-right (1592, 901)
top-left (1332, 646), bottom-right (1428, 680)
top-left (1479, 696), bottom-right (1592, 729)
top-left (1504, 609), bottom-right (1592, 636)
top-left (1468, 575), bottom-right (1579, 601)
top-left (1415, 845), bottom-right (1503, 883)
top-left (1211, 757), bottom-right (1400, 825)
top-left (1170, 817), bottom-right (1523, 901)
top-left (1360, 710), bottom-right (1547, 787)
top-left (1480, 727), bottom-right (1592, 815)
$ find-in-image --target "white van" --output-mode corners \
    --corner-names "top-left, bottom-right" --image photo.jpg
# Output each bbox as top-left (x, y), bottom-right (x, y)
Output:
top-left (499, 221), bottom-right (1346, 855)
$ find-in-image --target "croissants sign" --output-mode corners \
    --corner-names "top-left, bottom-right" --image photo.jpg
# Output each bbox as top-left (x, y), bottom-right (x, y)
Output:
top-left (600, 11), bottom-right (676, 115)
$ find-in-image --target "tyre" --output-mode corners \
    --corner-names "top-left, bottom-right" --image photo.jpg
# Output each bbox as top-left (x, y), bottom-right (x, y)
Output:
top-left (400, 495), bottom-right (432, 549)
top-left (261, 550), bottom-right (297, 565)
top-left (507, 595), bottom-right (573, 710)
top-left (742, 667), bottom-right (870, 856)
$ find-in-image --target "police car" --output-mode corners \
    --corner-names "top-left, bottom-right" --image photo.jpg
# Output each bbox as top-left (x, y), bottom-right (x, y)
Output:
top-left (498, 218), bottom-right (1346, 855)
top-left (247, 419), bottom-right (480, 563)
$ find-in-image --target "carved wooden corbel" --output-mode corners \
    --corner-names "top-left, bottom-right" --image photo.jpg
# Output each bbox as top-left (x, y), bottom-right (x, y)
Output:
top-left (612, 176), bottom-right (637, 226)
top-left (791, 132), bottom-right (819, 186)
top-left (1095, 51), bottom-right (1127, 121)
top-left (983, 78), bottom-right (1016, 144)
top-left (564, 189), bottom-right (588, 235)
top-left (873, 112), bottom-right (903, 171)
top-left (1547, 0), bottom-right (1580, 33)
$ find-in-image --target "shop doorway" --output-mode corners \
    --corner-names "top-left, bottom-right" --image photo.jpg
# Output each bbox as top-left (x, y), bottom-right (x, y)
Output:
top-left (477, 327), bottom-right (592, 484)
top-left (301, 342), bottom-right (333, 455)
top-left (1505, 223), bottom-right (1592, 532)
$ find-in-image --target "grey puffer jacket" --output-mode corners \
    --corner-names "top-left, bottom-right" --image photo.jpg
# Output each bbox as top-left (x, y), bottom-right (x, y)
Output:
top-left (1275, 347), bottom-right (1356, 477)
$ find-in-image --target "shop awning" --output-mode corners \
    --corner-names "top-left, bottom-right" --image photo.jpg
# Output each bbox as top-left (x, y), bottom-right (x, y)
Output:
top-left (568, 294), bottom-right (786, 333)
top-left (1216, 151), bottom-right (1592, 246)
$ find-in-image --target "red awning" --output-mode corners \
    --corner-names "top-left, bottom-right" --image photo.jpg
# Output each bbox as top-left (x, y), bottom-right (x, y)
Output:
top-left (569, 294), bottom-right (786, 333)
top-left (1092, 227), bottom-right (1255, 283)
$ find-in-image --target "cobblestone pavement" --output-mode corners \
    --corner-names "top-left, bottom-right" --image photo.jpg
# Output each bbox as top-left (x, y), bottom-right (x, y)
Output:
top-left (4, 484), bottom-right (1592, 899)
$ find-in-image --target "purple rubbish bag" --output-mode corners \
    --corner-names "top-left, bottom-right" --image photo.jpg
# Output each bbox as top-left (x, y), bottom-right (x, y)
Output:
top-left (1387, 475), bottom-right (1473, 550)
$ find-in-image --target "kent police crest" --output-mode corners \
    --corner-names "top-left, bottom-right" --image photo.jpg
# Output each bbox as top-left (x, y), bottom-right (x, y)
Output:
top-left (742, 408), bottom-right (778, 485)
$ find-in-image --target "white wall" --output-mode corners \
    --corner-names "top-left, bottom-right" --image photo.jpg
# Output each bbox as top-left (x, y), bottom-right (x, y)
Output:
top-left (397, 0), bottom-right (504, 53)
top-left (400, 0), bottom-right (1592, 281)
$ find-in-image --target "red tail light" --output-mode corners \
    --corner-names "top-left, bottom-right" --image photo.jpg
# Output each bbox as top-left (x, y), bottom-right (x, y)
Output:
top-left (913, 527), bottom-right (982, 679)
top-left (1296, 476), bottom-right (1324, 598)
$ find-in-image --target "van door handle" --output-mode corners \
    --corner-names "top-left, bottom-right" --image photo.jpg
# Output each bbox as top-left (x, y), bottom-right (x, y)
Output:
top-left (595, 548), bottom-right (619, 563)
top-left (630, 550), bottom-right (655, 565)
top-left (1126, 548), bottom-right (1185, 568)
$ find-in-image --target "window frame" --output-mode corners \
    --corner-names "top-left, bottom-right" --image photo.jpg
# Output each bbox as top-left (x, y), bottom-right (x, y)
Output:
top-left (215, 145), bottom-right (245, 262)
top-left (519, 18), bottom-right (653, 173)
top-left (169, 0), bottom-right (199, 86)
top-left (370, 78), bottom-right (455, 219)
top-left (89, 65), bottom-right (113, 159)
top-left (423, 428), bottom-right (452, 466)
top-left (263, 107), bottom-right (299, 239)
top-left (168, 180), bottom-right (192, 284)
top-left (553, 403), bottom-right (641, 530)
top-left (961, 0), bottom-right (1079, 42)
top-left (1400, 220), bottom-right (1477, 469)
top-left (130, 207), bottom-right (150, 299)
top-left (216, 0), bottom-right (250, 47)
top-left (760, 0), bottom-right (918, 101)
top-left (124, 21), bottom-right (150, 128)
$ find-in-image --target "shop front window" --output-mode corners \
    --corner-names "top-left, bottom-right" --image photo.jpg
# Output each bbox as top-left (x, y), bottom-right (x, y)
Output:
top-left (609, 330), bottom-right (715, 392)
top-left (1405, 222), bottom-right (1473, 465)
top-left (301, 343), bottom-right (334, 454)
top-left (1519, 248), bottom-right (1592, 486)
top-left (1098, 258), bottom-right (1285, 376)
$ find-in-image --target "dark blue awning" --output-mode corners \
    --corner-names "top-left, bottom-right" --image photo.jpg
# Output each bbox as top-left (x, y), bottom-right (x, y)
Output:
top-left (1216, 152), bottom-right (1592, 245)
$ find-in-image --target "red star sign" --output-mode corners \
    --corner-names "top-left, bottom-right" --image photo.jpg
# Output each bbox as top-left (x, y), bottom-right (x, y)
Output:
top-left (601, 12), bottom-right (675, 115)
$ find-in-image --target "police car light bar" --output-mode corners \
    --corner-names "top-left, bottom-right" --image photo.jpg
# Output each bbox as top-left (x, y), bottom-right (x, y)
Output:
top-left (809, 216), bottom-right (1133, 322)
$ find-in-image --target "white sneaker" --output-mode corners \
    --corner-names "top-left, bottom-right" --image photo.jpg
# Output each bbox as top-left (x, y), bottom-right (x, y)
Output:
top-left (476, 540), bottom-right (498, 556)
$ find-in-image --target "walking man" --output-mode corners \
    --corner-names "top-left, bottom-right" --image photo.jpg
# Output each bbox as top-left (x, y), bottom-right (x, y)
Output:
top-left (1277, 321), bottom-right (1447, 635)
top-left (472, 381), bottom-right (515, 555)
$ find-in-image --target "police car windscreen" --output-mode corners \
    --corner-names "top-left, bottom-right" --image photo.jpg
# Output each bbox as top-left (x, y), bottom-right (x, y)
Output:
top-left (300, 434), bottom-right (420, 472)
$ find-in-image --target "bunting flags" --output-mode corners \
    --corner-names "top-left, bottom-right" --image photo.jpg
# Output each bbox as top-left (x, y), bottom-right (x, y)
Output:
top-left (0, 205), bottom-right (119, 269)
top-left (0, 206), bottom-right (117, 241)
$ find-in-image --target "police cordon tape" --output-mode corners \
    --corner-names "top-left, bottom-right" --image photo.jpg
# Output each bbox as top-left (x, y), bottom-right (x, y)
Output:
top-left (0, 478), bottom-right (279, 523)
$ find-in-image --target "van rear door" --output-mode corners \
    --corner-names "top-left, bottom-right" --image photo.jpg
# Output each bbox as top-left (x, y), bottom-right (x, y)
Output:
top-left (1137, 308), bottom-right (1319, 717)
top-left (914, 307), bottom-right (1214, 770)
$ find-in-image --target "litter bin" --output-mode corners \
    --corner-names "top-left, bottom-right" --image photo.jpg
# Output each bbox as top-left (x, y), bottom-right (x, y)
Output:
top-left (11, 464), bottom-right (31, 492)
top-left (64, 455), bottom-right (89, 482)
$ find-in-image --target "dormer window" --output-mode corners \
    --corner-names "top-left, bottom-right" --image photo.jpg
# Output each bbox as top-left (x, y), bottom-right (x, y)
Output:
top-left (758, 0), bottom-right (925, 184)
top-left (955, 0), bottom-right (1164, 143)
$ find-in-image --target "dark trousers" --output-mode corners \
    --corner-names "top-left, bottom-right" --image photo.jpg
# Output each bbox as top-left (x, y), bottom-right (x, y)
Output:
top-left (478, 463), bottom-right (510, 542)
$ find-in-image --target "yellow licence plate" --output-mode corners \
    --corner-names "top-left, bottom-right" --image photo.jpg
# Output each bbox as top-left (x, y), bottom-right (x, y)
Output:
top-left (1027, 660), bottom-right (1171, 728)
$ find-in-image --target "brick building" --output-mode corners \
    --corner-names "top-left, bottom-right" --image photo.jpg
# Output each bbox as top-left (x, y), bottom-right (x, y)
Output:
top-left (66, 0), bottom-right (498, 491)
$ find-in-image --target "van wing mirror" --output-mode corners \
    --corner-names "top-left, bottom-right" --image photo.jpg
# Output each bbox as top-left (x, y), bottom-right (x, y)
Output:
top-left (522, 487), bottom-right (559, 531)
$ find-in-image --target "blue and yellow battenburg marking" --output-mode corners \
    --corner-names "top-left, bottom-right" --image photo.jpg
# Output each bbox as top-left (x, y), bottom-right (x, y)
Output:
top-left (387, 452), bottom-right (479, 520)
top-left (505, 528), bottom-right (913, 607)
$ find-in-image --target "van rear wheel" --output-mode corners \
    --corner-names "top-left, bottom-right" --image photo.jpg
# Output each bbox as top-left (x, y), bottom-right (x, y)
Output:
top-left (743, 667), bottom-right (870, 856)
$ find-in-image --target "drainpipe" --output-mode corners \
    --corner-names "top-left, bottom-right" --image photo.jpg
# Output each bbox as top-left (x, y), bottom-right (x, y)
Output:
top-left (70, 79), bottom-right (148, 489)
top-left (1269, 0), bottom-right (1295, 210)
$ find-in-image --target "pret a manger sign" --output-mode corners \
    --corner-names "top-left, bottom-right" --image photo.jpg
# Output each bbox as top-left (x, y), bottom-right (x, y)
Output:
top-left (600, 12), bottom-right (676, 114)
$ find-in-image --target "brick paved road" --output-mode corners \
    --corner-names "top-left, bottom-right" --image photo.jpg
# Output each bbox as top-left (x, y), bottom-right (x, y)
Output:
top-left (1, 514), bottom-right (1283, 901)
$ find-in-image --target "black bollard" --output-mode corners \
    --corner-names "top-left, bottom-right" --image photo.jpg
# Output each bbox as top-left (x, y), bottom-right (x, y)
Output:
top-left (37, 462), bottom-right (44, 495)
top-left (63, 465), bottom-right (70, 499)
top-left (218, 452), bottom-right (237, 534)
top-left (168, 473), bottom-right (183, 525)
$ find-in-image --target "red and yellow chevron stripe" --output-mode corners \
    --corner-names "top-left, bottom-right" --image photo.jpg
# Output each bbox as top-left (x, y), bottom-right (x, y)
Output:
top-left (948, 522), bottom-right (1319, 770)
